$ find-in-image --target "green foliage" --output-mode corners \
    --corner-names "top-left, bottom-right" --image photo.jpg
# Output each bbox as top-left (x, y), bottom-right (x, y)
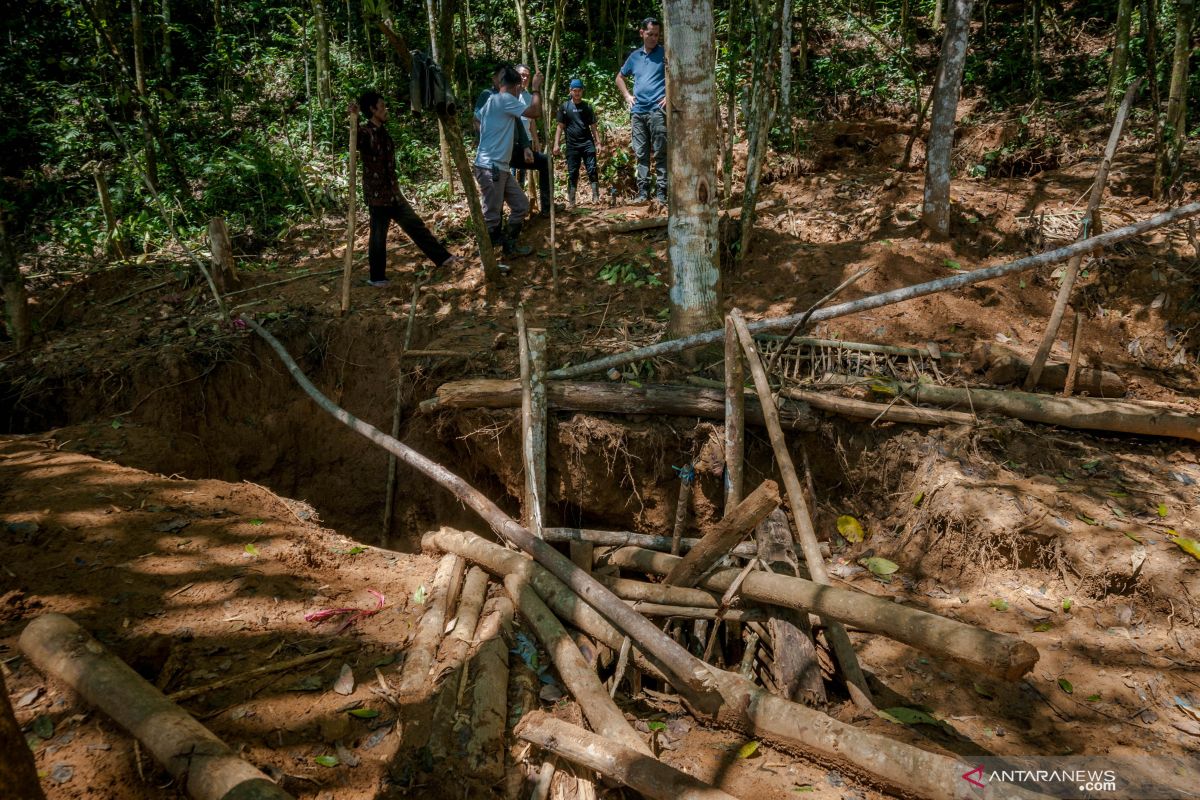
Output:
top-left (597, 260), bottom-right (663, 288)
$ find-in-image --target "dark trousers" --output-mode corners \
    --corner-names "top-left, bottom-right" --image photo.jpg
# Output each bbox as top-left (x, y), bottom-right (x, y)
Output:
top-left (368, 195), bottom-right (451, 282)
top-left (516, 150), bottom-right (552, 213)
top-left (565, 141), bottom-right (598, 189)
top-left (631, 109), bottom-right (667, 199)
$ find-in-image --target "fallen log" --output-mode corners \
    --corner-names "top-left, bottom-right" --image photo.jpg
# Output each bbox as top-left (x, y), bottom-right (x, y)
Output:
top-left (873, 379), bottom-right (1200, 443)
top-left (665, 479), bottom-right (780, 586)
top-left (249, 319), bottom-right (721, 712)
top-left (543, 526), bottom-right (759, 558)
top-left (516, 711), bottom-right (739, 800)
top-left (625, 602), bottom-right (767, 622)
top-left (19, 613), bottom-right (293, 800)
top-left (548, 201), bottom-right (1200, 381)
top-left (732, 308), bottom-right (872, 708)
top-left (503, 573), bottom-right (652, 756)
top-left (398, 553), bottom-right (464, 698)
top-left (420, 379), bottom-right (817, 431)
top-left (430, 567), bottom-right (489, 760)
top-left (426, 529), bottom-right (1045, 800)
top-left (465, 595), bottom-right (513, 781)
top-left (603, 546), bottom-right (1039, 681)
top-left (970, 342), bottom-right (1126, 397)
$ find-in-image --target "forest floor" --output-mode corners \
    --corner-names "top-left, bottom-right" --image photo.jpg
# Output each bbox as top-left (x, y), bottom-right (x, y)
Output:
top-left (3, 102), bottom-right (1200, 799)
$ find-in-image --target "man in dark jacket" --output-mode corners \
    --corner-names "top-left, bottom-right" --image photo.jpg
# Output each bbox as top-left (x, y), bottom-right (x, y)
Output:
top-left (352, 89), bottom-right (460, 287)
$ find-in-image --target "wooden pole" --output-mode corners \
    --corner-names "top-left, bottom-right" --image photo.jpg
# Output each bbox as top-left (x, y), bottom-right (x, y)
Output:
top-left (730, 309), bottom-right (873, 708)
top-left (548, 201), bottom-right (1200, 380)
top-left (518, 308), bottom-right (548, 537)
top-left (543, 526), bottom-right (758, 558)
top-left (1064, 311), bottom-right (1084, 399)
top-left (397, 553), bottom-right (464, 698)
top-left (247, 322), bottom-right (722, 712)
top-left (723, 315), bottom-right (745, 510)
top-left (504, 573), bottom-right (651, 755)
top-left (382, 277), bottom-right (426, 543)
top-left (340, 108), bottom-right (358, 315)
top-left (517, 711), bottom-right (739, 800)
top-left (465, 595), bottom-right (512, 781)
top-left (1025, 79), bottom-right (1140, 390)
top-left (669, 467), bottom-right (694, 556)
top-left (664, 479), bottom-right (780, 586)
top-left (531, 47), bottom-right (559, 291)
top-left (19, 614), bottom-right (294, 800)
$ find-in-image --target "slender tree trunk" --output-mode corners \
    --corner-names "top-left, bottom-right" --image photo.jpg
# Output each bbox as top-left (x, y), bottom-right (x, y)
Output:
top-left (160, 0), bottom-right (172, 79)
top-left (515, 0), bottom-right (531, 65)
top-left (131, 0), bottom-right (159, 190)
top-left (1161, 0), bottom-right (1194, 192)
top-left (1146, 0), bottom-right (1165, 197)
top-left (1029, 0), bottom-right (1042, 104)
top-left (932, 0), bottom-right (943, 29)
top-left (722, 0), bottom-right (742, 204)
top-left (921, 0), bottom-right (975, 237)
top-left (212, 0), bottom-right (232, 125)
top-left (302, 16), bottom-right (314, 150)
top-left (0, 214), bottom-right (32, 352)
top-left (427, 0), bottom-right (455, 187)
top-left (1107, 0), bottom-right (1134, 108)
top-left (312, 0), bottom-right (333, 108)
top-left (735, 0), bottom-right (781, 268)
top-left (779, 0), bottom-right (794, 128)
top-left (665, 0), bottom-right (722, 338)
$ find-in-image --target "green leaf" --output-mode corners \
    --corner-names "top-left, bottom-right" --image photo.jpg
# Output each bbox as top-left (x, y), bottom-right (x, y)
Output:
top-left (346, 546), bottom-right (365, 555)
top-left (989, 598), bottom-right (1010, 612)
top-left (1076, 513), bottom-right (1097, 526)
top-left (912, 492), bottom-right (925, 507)
top-left (877, 707), bottom-right (943, 727)
top-left (1086, 694), bottom-right (1101, 702)
top-left (348, 708), bottom-right (380, 719)
top-left (32, 715), bottom-right (54, 739)
top-left (244, 543), bottom-right (260, 556)
top-left (972, 682), bottom-right (994, 699)
top-left (111, 419), bottom-right (122, 429)
top-left (736, 740), bottom-right (759, 758)
top-left (413, 585), bottom-right (427, 605)
top-left (792, 786), bottom-right (815, 793)
top-left (1157, 503), bottom-right (1169, 518)
top-left (1019, 279), bottom-right (1026, 289)
top-left (314, 755), bottom-right (339, 767)
top-left (249, 518), bottom-right (264, 526)
top-left (1062, 598), bottom-right (1073, 612)
top-left (646, 720), bottom-right (666, 732)
top-left (837, 515), bottom-right (865, 543)
top-left (944, 259), bottom-right (962, 270)
top-left (1081, 460), bottom-right (1100, 471)
top-left (861, 556), bottom-right (898, 576)
top-left (1033, 622), bottom-right (1053, 632)
top-left (1172, 537), bottom-right (1200, 562)
top-left (1123, 531), bottom-right (1141, 543)
top-left (1058, 678), bottom-right (1073, 695)
top-left (1107, 490), bottom-right (1129, 498)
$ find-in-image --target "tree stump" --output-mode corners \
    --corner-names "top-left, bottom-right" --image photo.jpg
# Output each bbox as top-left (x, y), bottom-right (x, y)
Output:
top-left (207, 217), bottom-right (239, 293)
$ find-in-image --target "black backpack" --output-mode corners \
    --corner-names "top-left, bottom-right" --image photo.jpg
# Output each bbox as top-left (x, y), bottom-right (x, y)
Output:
top-left (409, 50), bottom-right (456, 115)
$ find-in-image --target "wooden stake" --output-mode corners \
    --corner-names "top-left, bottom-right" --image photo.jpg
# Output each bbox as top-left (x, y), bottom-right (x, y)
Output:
top-left (465, 595), bottom-right (512, 781)
top-left (383, 277), bottom-right (427, 544)
top-left (730, 308), bottom-right (873, 708)
top-left (340, 108), bottom-right (358, 315)
top-left (516, 711), bottom-right (739, 800)
top-left (723, 315), bottom-right (745, 510)
top-left (207, 217), bottom-right (238, 294)
top-left (19, 614), bottom-right (294, 800)
top-left (504, 573), bottom-right (651, 755)
top-left (669, 468), bottom-right (694, 556)
top-left (664, 479), bottom-right (780, 587)
top-left (1063, 311), bottom-right (1084, 398)
top-left (517, 309), bottom-right (548, 537)
top-left (1024, 78), bottom-right (1139, 390)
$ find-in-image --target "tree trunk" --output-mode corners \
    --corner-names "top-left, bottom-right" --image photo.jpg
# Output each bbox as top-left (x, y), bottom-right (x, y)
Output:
top-left (427, 0), bottom-right (455, 187)
top-left (0, 671), bottom-right (46, 800)
top-left (921, 0), bottom-right (975, 237)
top-left (94, 166), bottom-right (127, 259)
top-left (312, 0), bottom-right (333, 108)
top-left (797, 0), bottom-right (808, 78)
top-left (664, 0), bottom-right (722, 338)
top-left (1029, 0), bottom-right (1042, 104)
top-left (779, 0), bottom-right (793, 122)
top-left (131, 0), bottom-right (159, 190)
top-left (1107, 0), bottom-right (1134, 108)
top-left (736, 0), bottom-right (781, 267)
top-left (1146, 0), bottom-right (1164, 198)
top-left (721, 0), bottom-right (741, 204)
top-left (515, 0), bottom-right (531, 65)
top-left (160, 0), bottom-right (172, 79)
top-left (932, 0), bottom-right (943, 29)
top-left (1161, 0), bottom-right (1194, 192)
top-left (207, 217), bottom-right (238, 293)
top-left (0, 213), bottom-right (32, 352)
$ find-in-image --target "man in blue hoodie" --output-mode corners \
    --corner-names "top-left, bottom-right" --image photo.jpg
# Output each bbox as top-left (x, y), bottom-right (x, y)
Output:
top-left (616, 17), bottom-right (667, 204)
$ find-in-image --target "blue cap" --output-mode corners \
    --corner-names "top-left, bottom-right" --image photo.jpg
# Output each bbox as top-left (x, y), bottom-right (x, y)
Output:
top-left (569, 78), bottom-right (584, 89)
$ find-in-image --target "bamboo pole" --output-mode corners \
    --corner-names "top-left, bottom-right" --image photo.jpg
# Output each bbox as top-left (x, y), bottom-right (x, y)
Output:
top-left (19, 614), bottom-right (294, 800)
top-left (1025, 79), bottom-right (1140, 390)
top-left (730, 309), bottom-right (873, 708)
top-left (547, 201), bottom-right (1200, 380)
top-left (340, 108), bottom-right (358, 315)
top-left (246, 321), bottom-right (721, 712)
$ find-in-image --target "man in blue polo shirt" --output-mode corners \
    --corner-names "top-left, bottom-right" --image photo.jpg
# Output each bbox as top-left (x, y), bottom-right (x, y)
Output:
top-left (475, 66), bottom-right (543, 257)
top-left (616, 17), bottom-right (667, 204)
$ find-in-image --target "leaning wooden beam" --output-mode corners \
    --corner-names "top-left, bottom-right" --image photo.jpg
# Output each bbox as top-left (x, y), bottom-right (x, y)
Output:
top-left (664, 479), bottom-right (780, 586)
top-left (691, 374), bottom-right (976, 426)
top-left (873, 379), bottom-right (1200, 442)
top-left (426, 529), bottom-right (1045, 800)
top-left (516, 711), bottom-right (739, 800)
top-left (466, 595), bottom-right (513, 781)
top-left (19, 614), bottom-right (294, 800)
top-left (731, 309), bottom-right (872, 708)
top-left (542, 526), bottom-right (758, 558)
top-left (421, 379), bottom-right (816, 430)
top-left (1025, 79), bottom-right (1141, 390)
top-left (604, 546), bottom-right (1040, 681)
top-left (247, 319), bottom-right (722, 712)
top-left (504, 573), bottom-right (652, 756)
top-left (547, 201), bottom-right (1200, 380)
top-left (399, 553), bottom-right (465, 698)
top-left (624, 602), bottom-right (767, 622)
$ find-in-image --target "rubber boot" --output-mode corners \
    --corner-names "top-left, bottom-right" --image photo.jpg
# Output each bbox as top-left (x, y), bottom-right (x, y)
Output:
top-left (590, 182), bottom-right (600, 204)
top-left (568, 185), bottom-right (577, 208)
top-left (503, 221), bottom-right (533, 257)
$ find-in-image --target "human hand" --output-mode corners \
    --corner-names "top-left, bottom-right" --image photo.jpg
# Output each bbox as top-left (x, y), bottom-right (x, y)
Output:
top-left (524, 148), bottom-right (534, 164)
top-left (657, 96), bottom-right (667, 109)
top-left (553, 146), bottom-right (561, 157)
top-left (531, 72), bottom-right (544, 91)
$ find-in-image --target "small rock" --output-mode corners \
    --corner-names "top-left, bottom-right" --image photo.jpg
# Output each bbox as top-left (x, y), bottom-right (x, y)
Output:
top-left (363, 729), bottom-right (390, 750)
top-left (826, 770), bottom-right (845, 787)
top-left (336, 741), bottom-right (360, 767)
top-left (333, 663), bottom-right (355, 696)
top-left (50, 763), bottom-right (74, 784)
top-left (539, 683), bottom-right (564, 703)
top-left (16, 688), bottom-right (42, 708)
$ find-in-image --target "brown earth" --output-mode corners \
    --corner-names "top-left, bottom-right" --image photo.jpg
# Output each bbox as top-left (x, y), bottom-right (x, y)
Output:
top-left (2, 99), bottom-right (1200, 799)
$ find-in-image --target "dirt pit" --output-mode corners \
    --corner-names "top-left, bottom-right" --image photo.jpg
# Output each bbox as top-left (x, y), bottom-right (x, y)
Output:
top-left (4, 132), bottom-right (1200, 797)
